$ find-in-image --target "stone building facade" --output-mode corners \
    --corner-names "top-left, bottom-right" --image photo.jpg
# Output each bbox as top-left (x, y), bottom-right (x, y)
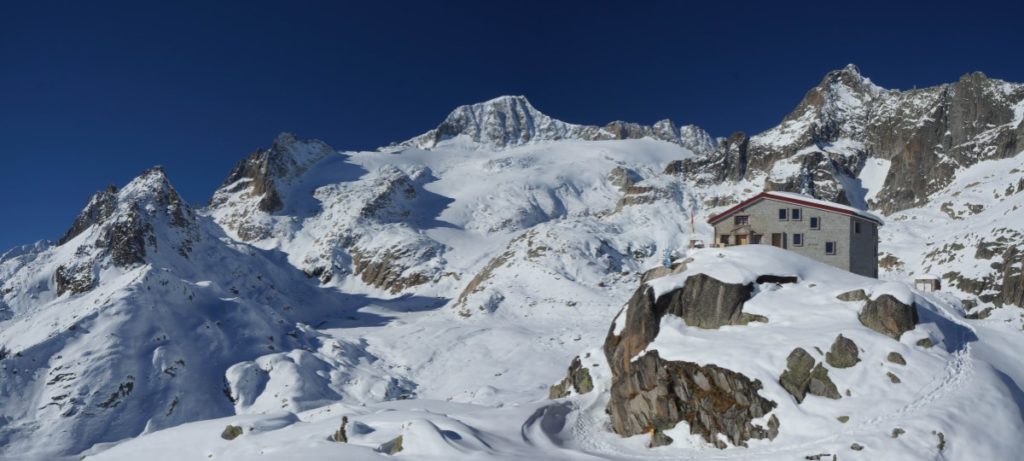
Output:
top-left (709, 192), bottom-right (883, 278)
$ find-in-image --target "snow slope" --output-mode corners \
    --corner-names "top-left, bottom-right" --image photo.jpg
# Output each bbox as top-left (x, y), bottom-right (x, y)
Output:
top-left (86, 247), bottom-right (1024, 461)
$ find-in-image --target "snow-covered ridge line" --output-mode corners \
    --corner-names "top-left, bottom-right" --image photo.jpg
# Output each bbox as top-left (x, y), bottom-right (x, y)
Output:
top-left (388, 94), bottom-right (717, 153)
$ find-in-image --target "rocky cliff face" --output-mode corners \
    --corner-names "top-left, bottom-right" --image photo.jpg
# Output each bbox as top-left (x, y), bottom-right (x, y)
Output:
top-left (50, 167), bottom-right (198, 296)
top-left (209, 133), bottom-right (335, 240)
top-left (670, 65), bottom-right (1024, 213)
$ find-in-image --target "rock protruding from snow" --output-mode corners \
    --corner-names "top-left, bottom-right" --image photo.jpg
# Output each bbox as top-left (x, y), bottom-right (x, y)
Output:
top-left (836, 289), bottom-right (868, 302)
top-left (998, 246), bottom-right (1024, 308)
top-left (602, 119), bottom-right (716, 154)
top-left (606, 350), bottom-right (778, 448)
top-left (547, 356), bottom-right (594, 399)
top-left (54, 264), bottom-right (93, 296)
top-left (602, 273), bottom-right (777, 448)
top-left (209, 133), bottom-right (335, 240)
top-left (51, 166), bottom-right (198, 297)
top-left (607, 166), bottom-right (642, 192)
top-left (825, 334), bottom-right (860, 368)
top-left (659, 273), bottom-right (757, 329)
top-left (858, 294), bottom-right (919, 339)
top-left (779, 348), bottom-right (841, 403)
top-left (58, 185), bottom-right (118, 245)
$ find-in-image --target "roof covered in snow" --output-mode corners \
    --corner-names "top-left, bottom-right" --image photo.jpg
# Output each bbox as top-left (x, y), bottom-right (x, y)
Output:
top-left (709, 191), bottom-right (884, 226)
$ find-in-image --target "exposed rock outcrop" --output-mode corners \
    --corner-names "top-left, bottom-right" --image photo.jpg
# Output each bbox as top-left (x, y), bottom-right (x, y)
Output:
top-left (55, 264), bottom-right (94, 296)
top-left (836, 289), bottom-right (868, 302)
top-left (548, 356), bottom-right (594, 399)
top-left (377, 435), bottom-right (403, 454)
top-left (221, 425), bottom-right (243, 440)
top-left (998, 246), bottom-right (1024, 308)
top-left (58, 186), bottom-right (118, 245)
top-left (779, 348), bottom-right (841, 403)
top-left (351, 246), bottom-right (435, 294)
top-left (329, 416), bottom-right (348, 443)
top-left (639, 259), bottom-right (690, 284)
top-left (858, 295), bottom-right (919, 339)
top-left (662, 65), bottom-right (1024, 214)
top-left (658, 273), bottom-right (756, 329)
top-left (50, 167), bottom-right (198, 297)
top-left (825, 334), bottom-right (860, 368)
top-left (212, 133), bottom-right (334, 215)
top-left (607, 166), bottom-right (642, 192)
top-left (602, 273), bottom-right (778, 448)
top-left (606, 350), bottom-right (777, 448)
top-left (95, 211), bottom-right (153, 267)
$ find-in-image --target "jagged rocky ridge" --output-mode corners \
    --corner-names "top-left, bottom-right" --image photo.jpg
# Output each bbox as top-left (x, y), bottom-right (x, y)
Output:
top-left (670, 65), bottom-right (1024, 213)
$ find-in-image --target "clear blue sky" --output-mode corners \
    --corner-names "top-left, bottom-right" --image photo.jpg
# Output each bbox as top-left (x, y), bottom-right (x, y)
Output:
top-left (1, 0), bottom-right (1021, 250)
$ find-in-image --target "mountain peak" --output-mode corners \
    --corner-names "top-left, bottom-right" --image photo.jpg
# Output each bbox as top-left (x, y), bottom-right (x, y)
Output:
top-left (53, 166), bottom-right (195, 274)
top-left (840, 63), bottom-right (861, 76)
top-left (58, 166), bottom-right (183, 246)
top-left (209, 134), bottom-right (336, 226)
top-left (393, 95), bottom-right (576, 150)
top-left (388, 95), bottom-right (718, 153)
top-left (477, 94), bottom-right (533, 106)
top-left (817, 63), bottom-right (881, 94)
top-left (273, 131), bottom-right (299, 145)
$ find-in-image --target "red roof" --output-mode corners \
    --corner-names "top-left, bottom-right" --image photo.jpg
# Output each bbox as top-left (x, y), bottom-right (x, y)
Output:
top-left (708, 191), bottom-right (884, 226)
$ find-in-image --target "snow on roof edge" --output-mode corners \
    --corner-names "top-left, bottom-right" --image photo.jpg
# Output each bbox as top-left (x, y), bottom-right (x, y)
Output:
top-left (709, 191), bottom-right (884, 225)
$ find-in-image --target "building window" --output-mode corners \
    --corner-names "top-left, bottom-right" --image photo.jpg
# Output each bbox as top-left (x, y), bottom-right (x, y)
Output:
top-left (719, 235), bottom-right (729, 245)
top-left (825, 241), bottom-right (836, 255)
top-left (734, 215), bottom-right (749, 225)
top-left (810, 217), bottom-right (820, 229)
top-left (778, 208), bottom-right (788, 220)
top-left (855, 222), bottom-right (861, 233)
top-left (791, 208), bottom-right (802, 220)
top-left (752, 234), bottom-right (762, 244)
top-left (793, 233), bottom-right (803, 246)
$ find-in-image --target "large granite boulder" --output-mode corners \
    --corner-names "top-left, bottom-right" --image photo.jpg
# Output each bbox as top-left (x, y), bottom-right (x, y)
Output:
top-left (604, 273), bottom-right (756, 376)
top-left (858, 295), bottom-right (919, 339)
top-left (661, 273), bottom-right (756, 329)
top-left (825, 334), bottom-right (860, 368)
top-left (779, 348), bottom-right (841, 403)
top-left (602, 273), bottom-right (777, 448)
top-left (808, 364), bottom-right (842, 399)
top-left (605, 350), bottom-right (778, 448)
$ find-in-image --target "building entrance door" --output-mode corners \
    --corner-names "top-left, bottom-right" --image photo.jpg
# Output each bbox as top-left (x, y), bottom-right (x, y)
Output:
top-left (736, 235), bottom-right (749, 245)
top-left (771, 233), bottom-right (785, 248)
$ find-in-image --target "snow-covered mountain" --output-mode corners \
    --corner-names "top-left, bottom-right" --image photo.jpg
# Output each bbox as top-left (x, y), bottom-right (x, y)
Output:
top-left (391, 95), bottom-right (717, 154)
top-left (676, 65), bottom-right (1024, 212)
top-left (0, 168), bottom-right (411, 457)
top-left (2, 65), bottom-right (1024, 460)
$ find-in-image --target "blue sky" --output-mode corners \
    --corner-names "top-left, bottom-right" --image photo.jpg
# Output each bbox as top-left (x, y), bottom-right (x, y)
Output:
top-left (1, 0), bottom-right (1022, 250)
